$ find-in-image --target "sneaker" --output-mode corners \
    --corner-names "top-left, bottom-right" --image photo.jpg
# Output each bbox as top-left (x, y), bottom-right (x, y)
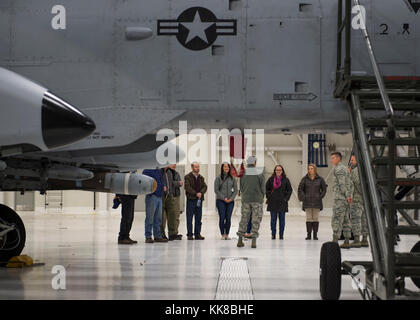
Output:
top-left (279, 235), bottom-right (284, 240)
top-left (175, 234), bottom-right (183, 240)
top-left (195, 235), bottom-right (205, 240)
top-left (154, 237), bottom-right (168, 243)
top-left (162, 236), bottom-right (169, 241)
top-left (272, 234), bottom-right (276, 240)
top-left (145, 238), bottom-right (154, 244)
top-left (225, 236), bottom-right (231, 240)
top-left (187, 236), bottom-right (194, 240)
top-left (118, 239), bottom-right (133, 245)
top-left (221, 235), bottom-right (226, 240)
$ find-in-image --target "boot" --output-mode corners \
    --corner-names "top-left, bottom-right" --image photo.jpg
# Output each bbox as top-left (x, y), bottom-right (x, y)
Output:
top-left (237, 236), bottom-right (244, 247)
top-left (350, 235), bottom-right (361, 248)
top-left (305, 222), bottom-right (312, 240)
top-left (251, 238), bottom-right (257, 248)
top-left (361, 235), bottom-right (369, 247)
top-left (340, 238), bottom-right (351, 249)
top-left (332, 235), bottom-right (339, 243)
top-left (312, 222), bottom-right (319, 240)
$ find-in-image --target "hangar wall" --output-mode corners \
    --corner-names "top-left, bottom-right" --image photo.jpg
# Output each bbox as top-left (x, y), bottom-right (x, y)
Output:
top-left (1, 133), bottom-right (354, 216)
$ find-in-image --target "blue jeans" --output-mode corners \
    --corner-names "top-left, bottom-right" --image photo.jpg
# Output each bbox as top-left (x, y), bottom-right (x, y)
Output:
top-left (186, 199), bottom-right (203, 236)
top-left (145, 194), bottom-right (162, 239)
top-left (216, 199), bottom-right (234, 235)
top-left (246, 215), bottom-right (252, 234)
top-left (271, 212), bottom-right (286, 236)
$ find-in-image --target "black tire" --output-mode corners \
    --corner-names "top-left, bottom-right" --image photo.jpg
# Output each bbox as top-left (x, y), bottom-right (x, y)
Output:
top-left (410, 241), bottom-right (420, 289)
top-left (320, 241), bottom-right (342, 300)
top-left (0, 204), bottom-right (26, 266)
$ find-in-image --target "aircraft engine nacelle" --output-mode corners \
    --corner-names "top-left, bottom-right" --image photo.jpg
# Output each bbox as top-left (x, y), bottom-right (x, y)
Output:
top-left (0, 67), bottom-right (96, 155)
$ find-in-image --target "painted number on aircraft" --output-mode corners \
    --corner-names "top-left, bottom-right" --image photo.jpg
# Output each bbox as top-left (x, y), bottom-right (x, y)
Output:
top-left (157, 7), bottom-right (237, 51)
top-left (380, 24), bottom-right (389, 35)
top-left (51, 5), bottom-right (66, 30)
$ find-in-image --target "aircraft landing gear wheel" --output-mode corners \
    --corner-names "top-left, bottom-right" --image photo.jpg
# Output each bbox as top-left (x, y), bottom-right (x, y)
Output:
top-left (320, 241), bottom-right (342, 300)
top-left (410, 241), bottom-right (420, 289)
top-left (0, 204), bottom-right (26, 267)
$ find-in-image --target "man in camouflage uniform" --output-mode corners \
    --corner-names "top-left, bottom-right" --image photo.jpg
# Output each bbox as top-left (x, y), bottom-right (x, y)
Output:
top-left (330, 152), bottom-right (354, 249)
top-left (349, 155), bottom-right (369, 248)
top-left (237, 156), bottom-right (265, 249)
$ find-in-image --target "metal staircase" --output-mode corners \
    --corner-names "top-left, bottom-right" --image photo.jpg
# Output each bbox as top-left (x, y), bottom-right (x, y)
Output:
top-left (321, 0), bottom-right (420, 300)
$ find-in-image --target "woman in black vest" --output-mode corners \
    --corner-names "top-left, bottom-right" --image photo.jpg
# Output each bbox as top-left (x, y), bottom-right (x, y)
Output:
top-left (266, 165), bottom-right (293, 240)
top-left (298, 164), bottom-right (328, 240)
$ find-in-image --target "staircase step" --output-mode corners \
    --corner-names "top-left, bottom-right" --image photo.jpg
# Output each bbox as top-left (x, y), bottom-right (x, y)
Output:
top-left (369, 138), bottom-right (420, 145)
top-left (395, 226), bottom-right (420, 235)
top-left (382, 201), bottom-right (420, 210)
top-left (372, 157), bottom-right (420, 165)
top-left (377, 178), bottom-right (420, 186)
top-left (395, 252), bottom-right (420, 266)
top-left (355, 89), bottom-right (420, 97)
top-left (365, 119), bottom-right (420, 128)
top-left (361, 101), bottom-right (420, 111)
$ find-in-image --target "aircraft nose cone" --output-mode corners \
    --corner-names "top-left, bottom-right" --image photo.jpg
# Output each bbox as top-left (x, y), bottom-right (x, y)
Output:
top-left (41, 91), bottom-right (96, 149)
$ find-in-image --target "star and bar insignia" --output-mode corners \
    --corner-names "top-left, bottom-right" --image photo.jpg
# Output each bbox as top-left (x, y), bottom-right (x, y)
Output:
top-left (157, 7), bottom-right (237, 51)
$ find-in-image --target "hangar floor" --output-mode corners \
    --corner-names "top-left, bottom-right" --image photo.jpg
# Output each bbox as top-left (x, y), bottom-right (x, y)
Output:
top-left (0, 212), bottom-right (418, 300)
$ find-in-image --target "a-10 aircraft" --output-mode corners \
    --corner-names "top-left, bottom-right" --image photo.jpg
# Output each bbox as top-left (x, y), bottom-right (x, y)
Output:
top-left (0, 0), bottom-right (419, 299)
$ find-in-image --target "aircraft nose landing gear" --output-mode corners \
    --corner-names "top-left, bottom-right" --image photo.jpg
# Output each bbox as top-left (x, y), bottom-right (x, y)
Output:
top-left (320, 241), bottom-right (342, 300)
top-left (0, 204), bottom-right (26, 267)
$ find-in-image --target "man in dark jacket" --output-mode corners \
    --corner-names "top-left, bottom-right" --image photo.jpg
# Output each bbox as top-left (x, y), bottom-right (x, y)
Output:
top-left (298, 164), bottom-right (328, 240)
top-left (184, 162), bottom-right (207, 240)
top-left (169, 164), bottom-right (184, 239)
top-left (116, 193), bottom-right (138, 244)
top-left (161, 164), bottom-right (184, 241)
top-left (142, 168), bottom-right (168, 243)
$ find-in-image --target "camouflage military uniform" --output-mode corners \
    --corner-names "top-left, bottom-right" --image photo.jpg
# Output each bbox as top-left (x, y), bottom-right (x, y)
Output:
top-left (237, 167), bottom-right (265, 239)
top-left (350, 164), bottom-right (368, 237)
top-left (332, 162), bottom-right (353, 239)
top-left (238, 203), bottom-right (264, 238)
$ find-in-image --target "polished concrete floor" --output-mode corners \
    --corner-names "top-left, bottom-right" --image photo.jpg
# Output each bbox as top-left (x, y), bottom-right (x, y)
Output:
top-left (0, 212), bottom-right (418, 300)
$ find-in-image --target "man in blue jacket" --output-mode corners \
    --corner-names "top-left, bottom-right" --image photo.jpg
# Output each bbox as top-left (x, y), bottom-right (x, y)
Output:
top-left (142, 168), bottom-right (168, 243)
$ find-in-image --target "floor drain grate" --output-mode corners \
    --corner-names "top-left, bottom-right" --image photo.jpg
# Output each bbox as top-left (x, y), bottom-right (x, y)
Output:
top-left (214, 257), bottom-right (254, 300)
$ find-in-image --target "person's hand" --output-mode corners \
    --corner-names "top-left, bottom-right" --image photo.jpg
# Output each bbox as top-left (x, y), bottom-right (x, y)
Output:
top-left (347, 167), bottom-right (351, 173)
top-left (163, 186), bottom-right (167, 192)
top-left (197, 192), bottom-right (202, 199)
top-left (179, 181), bottom-right (183, 187)
top-left (347, 197), bottom-right (353, 204)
